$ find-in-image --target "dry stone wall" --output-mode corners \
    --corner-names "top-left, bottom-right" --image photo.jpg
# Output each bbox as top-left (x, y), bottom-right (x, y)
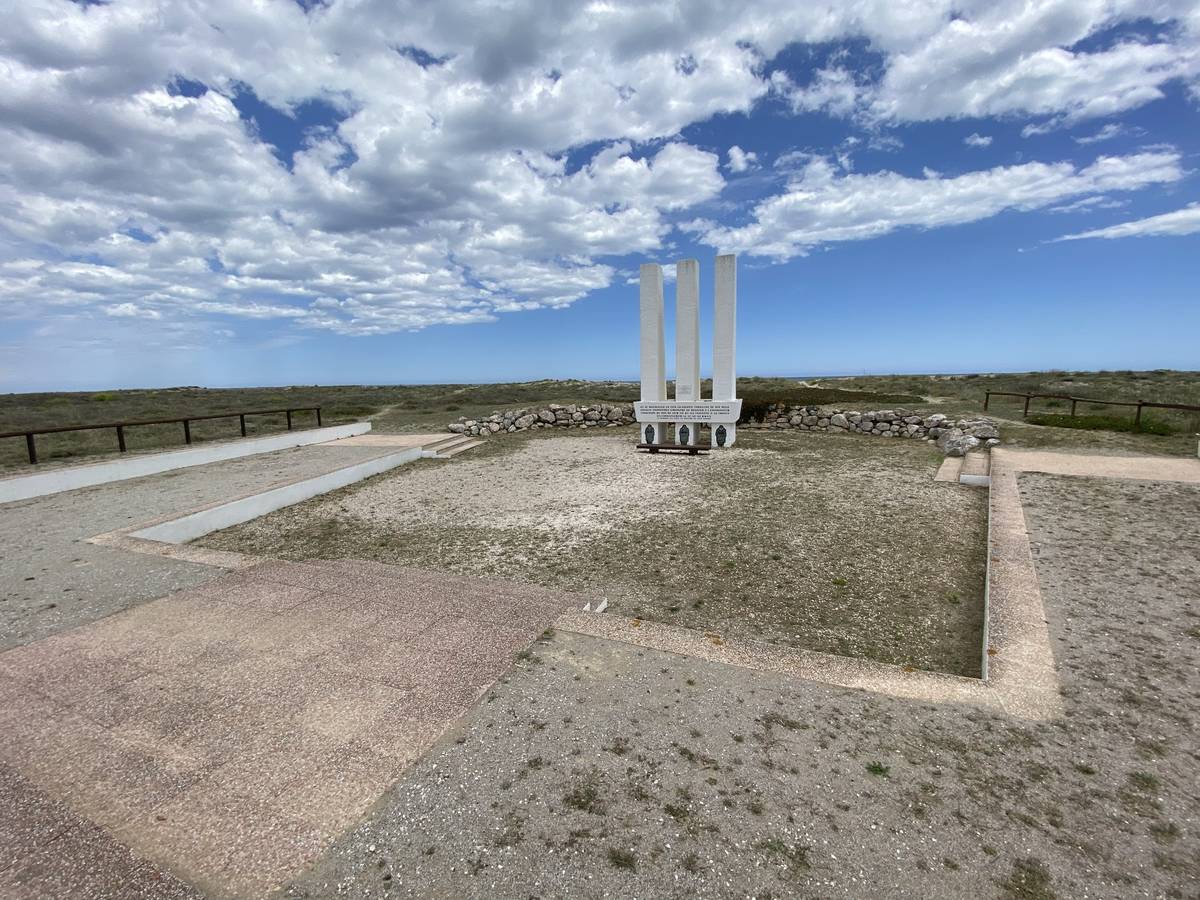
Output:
top-left (752, 403), bottom-right (1000, 456)
top-left (447, 402), bottom-right (1000, 456)
top-left (448, 403), bottom-right (636, 436)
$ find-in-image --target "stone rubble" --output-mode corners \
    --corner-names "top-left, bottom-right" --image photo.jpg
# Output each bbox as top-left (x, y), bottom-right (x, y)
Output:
top-left (447, 402), bottom-right (1000, 456)
top-left (448, 403), bottom-right (637, 436)
top-left (752, 403), bottom-right (1001, 456)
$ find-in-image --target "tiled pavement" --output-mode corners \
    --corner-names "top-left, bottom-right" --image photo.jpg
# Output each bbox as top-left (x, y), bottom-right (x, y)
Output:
top-left (0, 559), bottom-right (574, 898)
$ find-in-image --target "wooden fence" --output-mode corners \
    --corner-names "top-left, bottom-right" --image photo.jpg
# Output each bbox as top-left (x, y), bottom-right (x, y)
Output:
top-left (0, 407), bottom-right (322, 465)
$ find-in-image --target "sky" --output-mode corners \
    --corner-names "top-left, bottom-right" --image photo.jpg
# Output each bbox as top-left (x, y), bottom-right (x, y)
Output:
top-left (1, 0), bottom-right (1198, 392)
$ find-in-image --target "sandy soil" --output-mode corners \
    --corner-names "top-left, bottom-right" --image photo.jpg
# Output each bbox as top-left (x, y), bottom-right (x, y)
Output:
top-left (278, 473), bottom-right (1200, 900)
top-left (203, 429), bottom-right (988, 677)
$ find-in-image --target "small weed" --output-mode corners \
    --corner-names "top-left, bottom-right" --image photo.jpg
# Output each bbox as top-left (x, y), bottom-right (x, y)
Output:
top-left (663, 802), bottom-right (690, 821)
top-left (563, 769), bottom-right (607, 815)
top-left (628, 780), bottom-right (653, 803)
top-left (681, 851), bottom-right (705, 873)
top-left (1135, 738), bottom-right (1168, 759)
top-left (607, 847), bottom-right (636, 870)
top-left (866, 761), bottom-right (890, 777)
top-left (1073, 762), bottom-right (1096, 776)
top-left (756, 837), bottom-right (811, 874)
top-left (761, 711), bottom-right (803, 731)
top-left (563, 828), bottom-right (592, 848)
top-left (998, 857), bottom-right (1057, 900)
top-left (605, 736), bottom-right (630, 756)
top-left (1149, 821), bottom-right (1180, 844)
top-left (1129, 771), bottom-right (1160, 792)
top-left (832, 577), bottom-right (847, 587)
top-left (490, 812), bottom-right (524, 848)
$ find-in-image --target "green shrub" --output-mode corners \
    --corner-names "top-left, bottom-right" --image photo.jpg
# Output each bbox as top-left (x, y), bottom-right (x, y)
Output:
top-left (1027, 413), bottom-right (1173, 435)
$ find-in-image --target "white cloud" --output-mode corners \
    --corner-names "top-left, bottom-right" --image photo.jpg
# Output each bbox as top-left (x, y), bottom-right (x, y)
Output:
top-left (689, 152), bottom-right (1184, 260)
top-left (1073, 122), bottom-right (1129, 144)
top-left (964, 133), bottom-right (993, 147)
top-left (0, 0), bottom-right (1197, 340)
top-left (104, 303), bottom-right (161, 319)
top-left (773, 67), bottom-right (863, 117)
top-left (1052, 203), bottom-right (1200, 240)
top-left (867, 2), bottom-right (1200, 127)
top-left (726, 145), bottom-right (759, 173)
top-left (1046, 195), bottom-right (1129, 214)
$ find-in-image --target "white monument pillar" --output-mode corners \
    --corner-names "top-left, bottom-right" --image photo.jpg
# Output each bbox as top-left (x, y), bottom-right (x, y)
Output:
top-left (711, 253), bottom-right (737, 447)
top-left (634, 255), bottom-right (739, 452)
top-left (638, 263), bottom-right (668, 445)
top-left (674, 258), bottom-right (700, 446)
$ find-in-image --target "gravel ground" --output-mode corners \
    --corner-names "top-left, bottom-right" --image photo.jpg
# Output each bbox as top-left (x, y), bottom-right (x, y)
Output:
top-left (279, 472), bottom-right (1199, 900)
top-left (202, 429), bottom-right (987, 677)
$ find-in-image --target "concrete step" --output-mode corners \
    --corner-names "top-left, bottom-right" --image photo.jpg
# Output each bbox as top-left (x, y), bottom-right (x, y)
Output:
top-left (959, 450), bottom-right (991, 486)
top-left (436, 438), bottom-right (484, 458)
top-left (421, 434), bottom-right (471, 454)
top-left (934, 456), bottom-right (964, 482)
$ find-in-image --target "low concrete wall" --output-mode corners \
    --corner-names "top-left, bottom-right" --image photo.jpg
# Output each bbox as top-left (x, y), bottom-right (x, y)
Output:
top-left (0, 422), bottom-right (372, 505)
top-left (131, 446), bottom-right (421, 544)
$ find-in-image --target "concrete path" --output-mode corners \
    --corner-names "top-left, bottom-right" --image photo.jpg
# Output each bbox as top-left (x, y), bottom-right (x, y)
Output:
top-left (0, 441), bottom-right (420, 652)
top-left (994, 446), bottom-right (1200, 482)
top-left (0, 764), bottom-right (202, 899)
top-left (0, 558), bottom-right (571, 898)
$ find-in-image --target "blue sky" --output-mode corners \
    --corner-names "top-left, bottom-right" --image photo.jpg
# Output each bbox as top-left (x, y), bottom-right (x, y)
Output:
top-left (1, 1), bottom-right (1198, 391)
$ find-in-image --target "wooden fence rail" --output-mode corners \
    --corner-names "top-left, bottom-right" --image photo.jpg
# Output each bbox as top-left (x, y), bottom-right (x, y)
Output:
top-left (984, 391), bottom-right (1200, 425)
top-left (0, 407), bottom-right (322, 465)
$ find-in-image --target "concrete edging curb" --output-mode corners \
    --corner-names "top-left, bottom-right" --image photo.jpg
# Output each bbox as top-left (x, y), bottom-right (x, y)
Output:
top-left (129, 446), bottom-right (421, 544)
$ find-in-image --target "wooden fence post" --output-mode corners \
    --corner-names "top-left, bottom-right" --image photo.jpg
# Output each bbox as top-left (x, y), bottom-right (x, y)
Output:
top-left (984, 391), bottom-right (990, 411)
top-left (182, 419), bottom-right (192, 444)
top-left (117, 425), bottom-right (126, 452)
top-left (1023, 395), bottom-right (1031, 417)
top-left (1135, 401), bottom-right (1144, 427)
top-left (25, 433), bottom-right (37, 465)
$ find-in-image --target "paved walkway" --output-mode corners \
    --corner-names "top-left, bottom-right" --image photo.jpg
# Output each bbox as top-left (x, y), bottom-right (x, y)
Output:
top-left (0, 559), bottom-right (570, 897)
top-left (994, 446), bottom-right (1200, 482)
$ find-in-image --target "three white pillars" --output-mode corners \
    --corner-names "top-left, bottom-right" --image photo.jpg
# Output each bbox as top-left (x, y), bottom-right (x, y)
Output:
top-left (636, 254), bottom-right (739, 448)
